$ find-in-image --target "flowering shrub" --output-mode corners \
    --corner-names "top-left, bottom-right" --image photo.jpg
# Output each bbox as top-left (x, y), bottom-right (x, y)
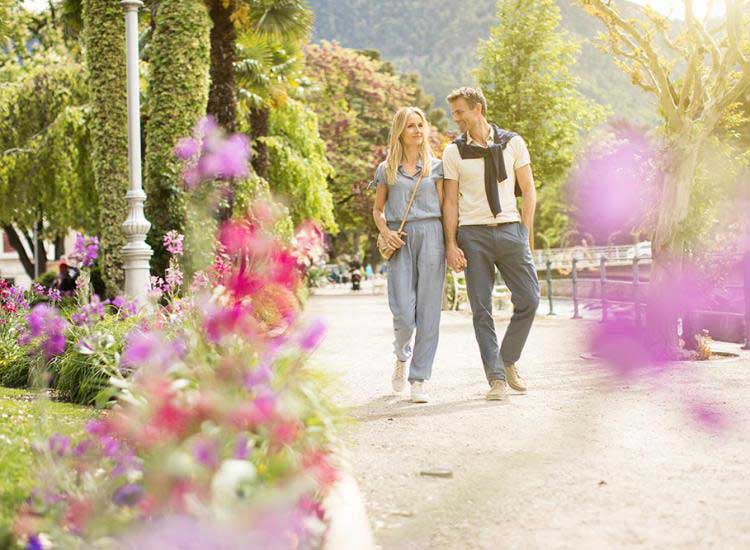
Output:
top-left (10, 118), bottom-right (340, 548)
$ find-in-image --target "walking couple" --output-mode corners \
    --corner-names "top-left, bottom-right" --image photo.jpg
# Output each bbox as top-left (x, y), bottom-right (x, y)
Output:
top-left (372, 87), bottom-right (540, 403)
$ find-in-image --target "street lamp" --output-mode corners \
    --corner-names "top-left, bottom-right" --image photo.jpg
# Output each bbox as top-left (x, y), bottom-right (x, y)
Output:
top-left (121, 0), bottom-right (152, 300)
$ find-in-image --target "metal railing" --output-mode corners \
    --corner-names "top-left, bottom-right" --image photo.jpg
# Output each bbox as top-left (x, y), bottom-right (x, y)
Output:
top-left (549, 252), bottom-right (750, 349)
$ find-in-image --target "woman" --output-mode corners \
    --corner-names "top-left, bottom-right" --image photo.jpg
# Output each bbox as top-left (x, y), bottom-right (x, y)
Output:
top-left (372, 107), bottom-right (445, 403)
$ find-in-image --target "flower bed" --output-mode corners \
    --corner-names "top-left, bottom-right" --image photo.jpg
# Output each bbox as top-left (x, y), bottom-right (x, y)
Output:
top-left (2, 118), bottom-right (344, 548)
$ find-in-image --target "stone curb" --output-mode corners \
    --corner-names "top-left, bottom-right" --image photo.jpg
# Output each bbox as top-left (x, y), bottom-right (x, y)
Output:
top-left (323, 470), bottom-right (376, 550)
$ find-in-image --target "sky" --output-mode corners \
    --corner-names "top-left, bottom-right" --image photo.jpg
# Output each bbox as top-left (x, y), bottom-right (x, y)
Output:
top-left (22, 0), bottom-right (728, 19)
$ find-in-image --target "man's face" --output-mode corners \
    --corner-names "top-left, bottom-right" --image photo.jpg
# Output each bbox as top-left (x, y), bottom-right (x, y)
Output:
top-left (449, 97), bottom-right (482, 133)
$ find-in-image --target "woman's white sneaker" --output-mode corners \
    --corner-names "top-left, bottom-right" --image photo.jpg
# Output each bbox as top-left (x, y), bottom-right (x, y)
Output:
top-left (410, 381), bottom-right (429, 403)
top-left (392, 360), bottom-right (408, 393)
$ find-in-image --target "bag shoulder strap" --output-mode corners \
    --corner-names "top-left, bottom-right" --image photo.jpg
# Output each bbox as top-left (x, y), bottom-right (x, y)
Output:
top-left (397, 169), bottom-right (427, 233)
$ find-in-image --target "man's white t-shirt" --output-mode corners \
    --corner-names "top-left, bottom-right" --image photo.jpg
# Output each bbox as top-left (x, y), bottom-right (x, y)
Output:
top-left (442, 128), bottom-right (531, 226)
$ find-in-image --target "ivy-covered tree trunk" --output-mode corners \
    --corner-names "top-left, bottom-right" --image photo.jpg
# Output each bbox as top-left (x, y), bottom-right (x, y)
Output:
top-left (206, 0), bottom-right (237, 132)
top-left (144, 0), bottom-right (211, 276)
top-left (83, 0), bottom-right (129, 294)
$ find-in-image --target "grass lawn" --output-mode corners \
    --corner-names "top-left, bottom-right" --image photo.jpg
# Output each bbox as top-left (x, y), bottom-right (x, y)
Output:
top-left (0, 387), bottom-right (98, 536)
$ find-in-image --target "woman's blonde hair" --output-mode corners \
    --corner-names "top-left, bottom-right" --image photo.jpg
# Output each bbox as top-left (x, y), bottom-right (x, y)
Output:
top-left (384, 107), bottom-right (433, 185)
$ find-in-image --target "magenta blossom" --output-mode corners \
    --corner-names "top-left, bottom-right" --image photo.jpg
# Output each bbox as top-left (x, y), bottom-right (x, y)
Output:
top-left (21, 303), bottom-right (68, 359)
top-left (298, 319), bottom-right (327, 352)
top-left (120, 330), bottom-right (184, 372)
top-left (569, 125), bottom-right (661, 243)
top-left (590, 320), bottom-right (669, 380)
top-left (70, 233), bottom-right (100, 268)
top-left (176, 116), bottom-right (251, 189)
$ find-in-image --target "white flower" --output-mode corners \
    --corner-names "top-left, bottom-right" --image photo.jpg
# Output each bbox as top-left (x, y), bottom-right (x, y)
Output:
top-left (211, 459), bottom-right (257, 518)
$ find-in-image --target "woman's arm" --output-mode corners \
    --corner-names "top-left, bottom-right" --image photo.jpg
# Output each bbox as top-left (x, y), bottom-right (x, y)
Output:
top-left (372, 184), bottom-right (405, 249)
top-left (435, 177), bottom-right (444, 208)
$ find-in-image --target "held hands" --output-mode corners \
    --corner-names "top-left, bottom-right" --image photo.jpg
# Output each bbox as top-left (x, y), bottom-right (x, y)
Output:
top-left (381, 229), bottom-right (406, 250)
top-left (446, 245), bottom-right (467, 272)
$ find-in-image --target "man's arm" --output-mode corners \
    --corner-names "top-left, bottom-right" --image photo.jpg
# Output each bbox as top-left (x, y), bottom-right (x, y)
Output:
top-left (516, 164), bottom-right (537, 250)
top-left (442, 178), bottom-right (467, 271)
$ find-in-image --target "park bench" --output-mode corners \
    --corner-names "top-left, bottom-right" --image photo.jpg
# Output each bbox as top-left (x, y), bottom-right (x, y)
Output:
top-left (450, 271), bottom-right (510, 311)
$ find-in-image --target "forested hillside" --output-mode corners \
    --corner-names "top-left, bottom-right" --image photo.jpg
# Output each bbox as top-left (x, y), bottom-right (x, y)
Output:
top-left (309, 0), bottom-right (658, 124)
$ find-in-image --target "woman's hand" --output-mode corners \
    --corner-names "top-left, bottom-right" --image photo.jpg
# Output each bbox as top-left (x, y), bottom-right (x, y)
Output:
top-left (381, 229), bottom-right (406, 250)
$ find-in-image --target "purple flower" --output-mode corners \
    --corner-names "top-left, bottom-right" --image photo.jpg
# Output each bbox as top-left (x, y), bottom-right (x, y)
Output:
top-left (120, 330), bottom-right (182, 372)
top-left (174, 137), bottom-right (199, 160)
top-left (101, 436), bottom-right (120, 458)
top-left (193, 438), bottom-right (219, 468)
top-left (298, 319), bottom-right (327, 351)
top-left (234, 434), bottom-right (250, 460)
top-left (26, 535), bottom-right (43, 550)
top-left (163, 231), bottom-right (185, 256)
top-left (70, 233), bottom-right (99, 268)
top-left (47, 288), bottom-right (61, 302)
top-left (244, 362), bottom-right (272, 390)
top-left (31, 283), bottom-right (46, 296)
top-left (71, 311), bottom-right (88, 326)
top-left (48, 433), bottom-right (70, 456)
top-left (176, 116), bottom-right (251, 188)
top-left (113, 483), bottom-right (144, 507)
top-left (22, 304), bottom-right (68, 359)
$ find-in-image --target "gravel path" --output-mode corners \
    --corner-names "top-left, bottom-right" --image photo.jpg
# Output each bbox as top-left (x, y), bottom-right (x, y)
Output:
top-left (308, 288), bottom-right (750, 550)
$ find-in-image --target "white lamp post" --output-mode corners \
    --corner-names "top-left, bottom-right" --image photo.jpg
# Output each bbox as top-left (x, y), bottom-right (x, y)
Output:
top-left (121, 0), bottom-right (152, 300)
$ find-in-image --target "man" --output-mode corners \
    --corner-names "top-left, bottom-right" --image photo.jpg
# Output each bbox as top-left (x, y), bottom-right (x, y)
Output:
top-left (442, 87), bottom-right (540, 401)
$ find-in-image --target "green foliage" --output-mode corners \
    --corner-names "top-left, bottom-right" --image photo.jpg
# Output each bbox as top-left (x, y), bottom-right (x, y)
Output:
top-left (262, 98), bottom-right (337, 230)
top-left (0, 43), bottom-right (98, 243)
top-left (83, 0), bottom-right (130, 295)
top-left (144, 0), bottom-right (212, 276)
top-left (308, 0), bottom-right (656, 123)
top-left (55, 313), bottom-right (140, 406)
top-left (475, 0), bottom-right (607, 248)
top-left (303, 41), bottom-right (415, 236)
top-left (0, 326), bottom-right (33, 388)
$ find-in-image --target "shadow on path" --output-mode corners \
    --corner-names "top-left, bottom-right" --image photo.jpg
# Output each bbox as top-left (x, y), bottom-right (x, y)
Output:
top-left (352, 393), bottom-right (532, 422)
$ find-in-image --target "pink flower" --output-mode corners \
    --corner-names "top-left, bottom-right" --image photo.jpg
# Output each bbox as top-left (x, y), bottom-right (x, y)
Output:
top-left (163, 231), bottom-right (185, 256)
top-left (174, 137), bottom-right (199, 160)
top-left (298, 319), bottom-right (326, 352)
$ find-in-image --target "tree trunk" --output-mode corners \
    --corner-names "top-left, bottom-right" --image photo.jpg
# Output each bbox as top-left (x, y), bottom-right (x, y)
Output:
top-left (54, 235), bottom-right (65, 260)
top-left (3, 225), bottom-right (34, 279)
top-left (206, 0), bottom-right (237, 133)
top-left (34, 218), bottom-right (47, 276)
top-left (249, 105), bottom-right (270, 180)
top-left (647, 138), bottom-right (702, 357)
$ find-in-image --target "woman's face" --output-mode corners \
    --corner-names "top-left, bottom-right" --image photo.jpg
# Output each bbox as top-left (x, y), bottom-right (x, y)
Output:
top-left (400, 112), bottom-right (425, 149)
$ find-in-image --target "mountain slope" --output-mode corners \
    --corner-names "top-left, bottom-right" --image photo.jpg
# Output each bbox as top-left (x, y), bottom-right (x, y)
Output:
top-left (308, 0), bottom-right (658, 124)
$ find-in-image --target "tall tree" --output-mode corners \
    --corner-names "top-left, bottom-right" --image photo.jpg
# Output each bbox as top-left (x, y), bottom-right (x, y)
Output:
top-left (206, 0), bottom-right (238, 132)
top-left (82, 0), bottom-right (130, 294)
top-left (475, 0), bottom-right (607, 249)
top-left (577, 0), bottom-right (750, 353)
top-left (303, 41), bottom-right (439, 258)
top-left (144, 0), bottom-right (212, 275)
top-left (0, 16), bottom-right (96, 280)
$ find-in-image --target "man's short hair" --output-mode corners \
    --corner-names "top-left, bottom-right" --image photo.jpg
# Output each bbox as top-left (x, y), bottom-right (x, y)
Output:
top-left (446, 87), bottom-right (487, 115)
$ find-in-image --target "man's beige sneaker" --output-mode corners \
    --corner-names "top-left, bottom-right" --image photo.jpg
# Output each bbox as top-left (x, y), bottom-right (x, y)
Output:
top-left (505, 363), bottom-right (527, 393)
top-left (410, 381), bottom-right (429, 403)
top-left (487, 380), bottom-right (507, 401)
top-left (392, 360), bottom-right (407, 393)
